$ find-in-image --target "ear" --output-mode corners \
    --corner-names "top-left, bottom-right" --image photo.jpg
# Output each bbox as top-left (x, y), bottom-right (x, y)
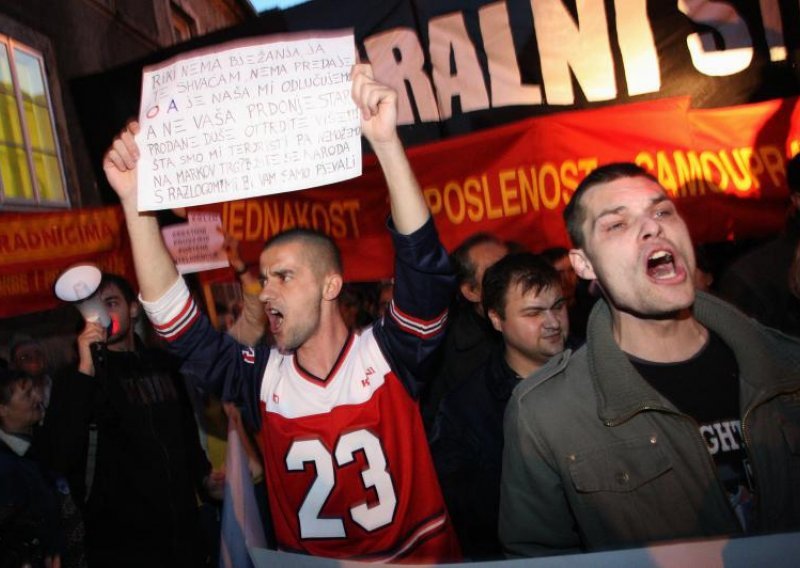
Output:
top-left (129, 300), bottom-right (141, 319)
top-left (569, 249), bottom-right (597, 281)
top-left (323, 273), bottom-right (343, 302)
top-left (460, 281), bottom-right (481, 304)
top-left (487, 308), bottom-right (503, 333)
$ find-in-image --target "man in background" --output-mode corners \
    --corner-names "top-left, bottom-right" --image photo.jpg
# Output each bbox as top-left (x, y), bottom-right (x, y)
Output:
top-left (431, 253), bottom-right (568, 559)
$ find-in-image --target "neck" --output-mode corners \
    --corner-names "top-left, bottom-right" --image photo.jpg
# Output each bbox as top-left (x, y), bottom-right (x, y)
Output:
top-left (613, 308), bottom-right (708, 363)
top-left (295, 314), bottom-right (350, 379)
top-left (504, 349), bottom-right (543, 379)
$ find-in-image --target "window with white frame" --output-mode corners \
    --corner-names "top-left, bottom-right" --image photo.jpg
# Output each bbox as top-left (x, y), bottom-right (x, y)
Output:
top-left (0, 34), bottom-right (67, 207)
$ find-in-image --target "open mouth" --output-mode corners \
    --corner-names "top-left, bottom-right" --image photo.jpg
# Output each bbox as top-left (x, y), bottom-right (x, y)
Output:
top-left (267, 308), bottom-right (284, 334)
top-left (646, 250), bottom-right (677, 280)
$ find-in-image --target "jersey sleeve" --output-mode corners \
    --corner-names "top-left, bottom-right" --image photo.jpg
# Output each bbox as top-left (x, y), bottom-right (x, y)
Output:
top-left (374, 216), bottom-right (455, 398)
top-left (140, 276), bottom-right (268, 430)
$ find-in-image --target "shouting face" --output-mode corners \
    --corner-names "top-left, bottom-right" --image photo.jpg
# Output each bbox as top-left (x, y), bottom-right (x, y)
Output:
top-left (259, 240), bottom-right (326, 352)
top-left (569, 176), bottom-right (696, 318)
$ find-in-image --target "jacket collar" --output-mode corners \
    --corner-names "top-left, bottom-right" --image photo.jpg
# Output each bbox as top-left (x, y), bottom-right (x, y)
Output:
top-left (485, 347), bottom-right (523, 401)
top-left (0, 428), bottom-right (31, 456)
top-left (588, 292), bottom-right (800, 424)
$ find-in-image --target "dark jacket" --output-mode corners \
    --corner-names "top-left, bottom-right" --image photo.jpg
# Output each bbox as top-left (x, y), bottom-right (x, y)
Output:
top-left (39, 341), bottom-right (210, 567)
top-left (0, 433), bottom-right (86, 568)
top-left (500, 292), bottom-right (800, 557)
top-left (719, 230), bottom-right (800, 337)
top-left (421, 305), bottom-right (503, 430)
top-left (430, 346), bottom-right (520, 559)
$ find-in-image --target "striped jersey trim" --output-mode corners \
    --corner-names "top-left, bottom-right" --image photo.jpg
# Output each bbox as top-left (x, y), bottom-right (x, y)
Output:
top-left (152, 296), bottom-right (200, 341)
top-left (388, 301), bottom-right (448, 339)
top-left (372, 512), bottom-right (448, 563)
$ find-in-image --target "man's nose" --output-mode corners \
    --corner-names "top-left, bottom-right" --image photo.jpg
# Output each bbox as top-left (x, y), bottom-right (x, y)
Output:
top-left (639, 216), bottom-right (663, 240)
top-left (543, 309), bottom-right (560, 327)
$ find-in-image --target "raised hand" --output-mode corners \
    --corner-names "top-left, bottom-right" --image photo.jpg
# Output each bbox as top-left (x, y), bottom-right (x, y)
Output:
top-left (350, 64), bottom-right (399, 149)
top-left (103, 121), bottom-right (141, 204)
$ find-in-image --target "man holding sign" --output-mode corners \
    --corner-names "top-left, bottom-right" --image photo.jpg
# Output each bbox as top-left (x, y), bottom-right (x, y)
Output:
top-left (103, 64), bottom-right (460, 562)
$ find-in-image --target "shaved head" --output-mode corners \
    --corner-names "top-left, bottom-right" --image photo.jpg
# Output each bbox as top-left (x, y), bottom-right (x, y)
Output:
top-left (264, 229), bottom-right (342, 278)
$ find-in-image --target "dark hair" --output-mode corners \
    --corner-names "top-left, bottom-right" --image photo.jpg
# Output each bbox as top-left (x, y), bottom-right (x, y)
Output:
top-left (563, 163), bottom-right (659, 249)
top-left (0, 368), bottom-right (28, 406)
top-left (450, 232), bottom-right (506, 286)
top-left (540, 246), bottom-right (569, 264)
top-left (100, 273), bottom-right (137, 304)
top-left (482, 253), bottom-right (560, 318)
top-left (787, 154), bottom-right (800, 194)
top-left (264, 228), bottom-right (342, 276)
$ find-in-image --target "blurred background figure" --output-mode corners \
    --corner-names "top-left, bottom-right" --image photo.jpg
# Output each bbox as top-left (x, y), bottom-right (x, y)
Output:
top-left (421, 232), bottom-right (509, 431)
top-left (9, 335), bottom-right (53, 416)
top-left (0, 367), bottom-right (86, 568)
top-left (719, 154), bottom-right (800, 336)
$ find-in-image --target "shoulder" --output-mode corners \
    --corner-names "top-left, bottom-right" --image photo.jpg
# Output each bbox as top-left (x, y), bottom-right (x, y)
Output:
top-left (506, 347), bottom-right (593, 431)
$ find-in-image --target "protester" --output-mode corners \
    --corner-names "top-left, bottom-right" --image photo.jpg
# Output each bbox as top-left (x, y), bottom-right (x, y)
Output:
top-left (0, 368), bottom-right (86, 568)
top-left (500, 162), bottom-right (800, 556)
top-left (38, 273), bottom-right (217, 567)
top-left (421, 232), bottom-right (508, 429)
top-left (9, 335), bottom-right (53, 414)
top-left (718, 154), bottom-right (800, 336)
top-left (540, 246), bottom-right (594, 341)
top-left (101, 64), bottom-right (460, 562)
top-left (430, 253), bottom-right (568, 559)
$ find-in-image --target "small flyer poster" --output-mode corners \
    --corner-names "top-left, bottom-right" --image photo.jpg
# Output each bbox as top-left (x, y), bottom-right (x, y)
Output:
top-left (136, 30), bottom-right (360, 211)
top-left (162, 212), bottom-right (228, 274)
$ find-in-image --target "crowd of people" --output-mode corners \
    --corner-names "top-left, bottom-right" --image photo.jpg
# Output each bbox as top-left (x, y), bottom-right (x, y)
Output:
top-left (2, 64), bottom-right (800, 566)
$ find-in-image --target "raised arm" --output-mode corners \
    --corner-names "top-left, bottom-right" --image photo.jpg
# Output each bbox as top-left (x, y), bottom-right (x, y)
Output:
top-left (351, 64), bottom-right (428, 235)
top-left (103, 122), bottom-right (179, 301)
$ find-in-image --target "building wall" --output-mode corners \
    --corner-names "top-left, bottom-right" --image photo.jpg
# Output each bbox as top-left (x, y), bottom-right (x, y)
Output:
top-left (0, 0), bottom-right (254, 209)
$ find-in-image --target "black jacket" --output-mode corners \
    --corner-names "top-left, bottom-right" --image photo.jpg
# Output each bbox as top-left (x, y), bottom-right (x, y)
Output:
top-left (429, 346), bottom-right (520, 559)
top-left (38, 340), bottom-right (210, 567)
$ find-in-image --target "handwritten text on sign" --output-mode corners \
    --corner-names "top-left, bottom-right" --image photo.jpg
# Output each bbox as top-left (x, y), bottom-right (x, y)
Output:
top-left (136, 32), bottom-right (361, 211)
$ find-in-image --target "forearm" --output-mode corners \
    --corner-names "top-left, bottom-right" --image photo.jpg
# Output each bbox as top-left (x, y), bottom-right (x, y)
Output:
top-left (372, 137), bottom-right (429, 236)
top-left (119, 194), bottom-right (180, 302)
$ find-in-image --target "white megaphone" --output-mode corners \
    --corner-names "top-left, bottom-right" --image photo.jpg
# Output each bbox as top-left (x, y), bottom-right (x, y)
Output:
top-left (54, 263), bottom-right (111, 327)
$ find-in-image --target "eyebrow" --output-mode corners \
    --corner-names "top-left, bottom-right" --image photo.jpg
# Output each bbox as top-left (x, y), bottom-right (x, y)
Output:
top-left (521, 295), bottom-right (565, 311)
top-left (591, 194), bottom-right (669, 231)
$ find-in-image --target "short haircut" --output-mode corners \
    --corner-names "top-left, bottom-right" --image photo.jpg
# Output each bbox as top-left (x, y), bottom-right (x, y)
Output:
top-left (264, 229), bottom-right (342, 276)
top-left (100, 273), bottom-right (137, 304)
top-left (0, 368), bottom-right (27, 406)
top-left (482, 253), bottom-right (561, 318)
top-left (451, 232), bottom-right (506, 286)
top-left (563, 162), bottom-right (659, 249)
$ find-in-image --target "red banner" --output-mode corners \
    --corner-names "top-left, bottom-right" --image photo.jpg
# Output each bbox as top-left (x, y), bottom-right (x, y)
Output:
top-left (202, 96), bottom-right (800, 284)
top-left (3, 96), bottom-right (799, 317)
top-left (0, 206), bottom-right (136, 318)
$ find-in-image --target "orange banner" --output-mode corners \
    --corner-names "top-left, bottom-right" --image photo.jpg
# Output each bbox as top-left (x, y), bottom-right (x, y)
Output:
top-left (0, 206), bottom-right (136, 318)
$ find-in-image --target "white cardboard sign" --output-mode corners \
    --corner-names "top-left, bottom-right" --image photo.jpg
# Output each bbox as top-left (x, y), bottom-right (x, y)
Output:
top-left (136, 31), bottom-right (360, 211)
